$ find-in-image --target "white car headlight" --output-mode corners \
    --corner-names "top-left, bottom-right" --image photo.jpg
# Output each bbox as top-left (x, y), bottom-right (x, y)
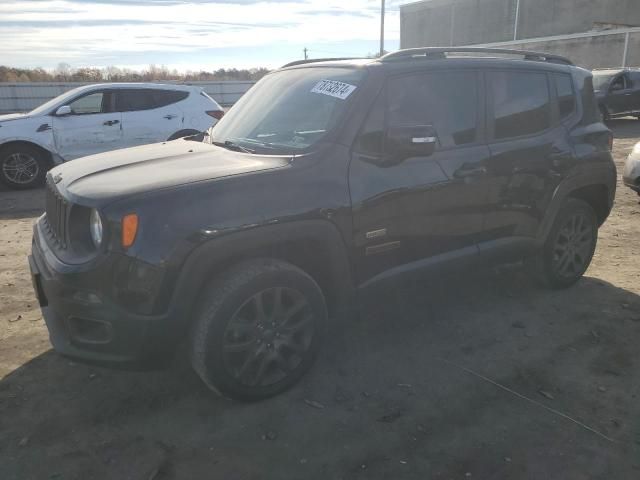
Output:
top-left (89, 209), bottom-right (103, 247)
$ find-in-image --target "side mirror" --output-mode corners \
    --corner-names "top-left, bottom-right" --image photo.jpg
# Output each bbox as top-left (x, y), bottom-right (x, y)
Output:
top-left (386, 125), bottom-right (438, 164)
top-left (55, 105), bottom-right (72, 116)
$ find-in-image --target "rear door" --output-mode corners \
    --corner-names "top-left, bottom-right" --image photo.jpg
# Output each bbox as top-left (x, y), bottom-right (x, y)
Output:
top-left (480, 69), bottom-right (574, 262)
top-left (52, 90), bottom-right (123, 160)
top-left (349, 69), bottom-right (491, 284)
top-left (116, 88), bottom-right (186, 147)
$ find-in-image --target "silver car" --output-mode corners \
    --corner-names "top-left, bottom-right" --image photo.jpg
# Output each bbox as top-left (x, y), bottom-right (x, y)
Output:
top-left (623, 141), bottom-right (640, 195)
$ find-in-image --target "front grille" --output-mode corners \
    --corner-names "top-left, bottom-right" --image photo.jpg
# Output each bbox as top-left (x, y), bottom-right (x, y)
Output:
top-left (44, 177), bottom-right (70, 249)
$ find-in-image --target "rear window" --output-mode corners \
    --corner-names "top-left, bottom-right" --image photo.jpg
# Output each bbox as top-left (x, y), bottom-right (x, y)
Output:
top-left (489, 71), bottom-right (551, 140)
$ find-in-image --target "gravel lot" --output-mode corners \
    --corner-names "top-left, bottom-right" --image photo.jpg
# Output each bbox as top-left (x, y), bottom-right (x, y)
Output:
top-left (1, 122), bottom-right (640, 479)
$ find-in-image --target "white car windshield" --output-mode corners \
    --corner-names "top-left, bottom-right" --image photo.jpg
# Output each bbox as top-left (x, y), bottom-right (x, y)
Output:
top-left (209, 67), bottom-right (365, 155)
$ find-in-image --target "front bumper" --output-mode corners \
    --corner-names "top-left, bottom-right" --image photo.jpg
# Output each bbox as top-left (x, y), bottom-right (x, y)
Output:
top-left (29, 222), bottom-right (177, 370)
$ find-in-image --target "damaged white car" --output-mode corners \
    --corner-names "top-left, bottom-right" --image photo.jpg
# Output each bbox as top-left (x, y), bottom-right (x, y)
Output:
top-left (0, 83), bottom-right (224, 189)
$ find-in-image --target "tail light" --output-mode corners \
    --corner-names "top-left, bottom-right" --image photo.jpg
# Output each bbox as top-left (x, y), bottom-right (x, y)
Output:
top-left (608, 132), bottom-right (614, 151)
top-left (206, 110), bottom-right (224, 120)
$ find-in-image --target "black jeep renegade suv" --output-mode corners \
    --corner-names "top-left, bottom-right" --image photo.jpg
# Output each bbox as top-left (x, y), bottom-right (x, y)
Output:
top-left (30, 48), bottom-right (616, 400)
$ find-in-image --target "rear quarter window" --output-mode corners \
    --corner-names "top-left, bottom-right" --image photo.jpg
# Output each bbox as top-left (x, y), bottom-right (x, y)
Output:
top-left (579, 75), bottom-right (601, 125)
top-left (553, 73), bottom-right (577, 120)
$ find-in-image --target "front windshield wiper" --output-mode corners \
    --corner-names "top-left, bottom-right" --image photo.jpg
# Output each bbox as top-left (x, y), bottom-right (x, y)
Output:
top-left (212, 140), bottom-right (255, 154)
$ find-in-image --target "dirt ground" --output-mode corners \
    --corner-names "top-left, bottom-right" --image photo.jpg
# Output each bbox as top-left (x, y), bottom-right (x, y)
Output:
top-left (1, 122), bottom-right (640, 480)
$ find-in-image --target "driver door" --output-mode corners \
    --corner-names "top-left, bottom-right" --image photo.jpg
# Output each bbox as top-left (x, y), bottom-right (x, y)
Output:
top-left (349, 70), bottom-right (491, 285)
top-left (52, 90), bottom-right (123, 160)
top-left (607, 73), bottom-right (633, 115)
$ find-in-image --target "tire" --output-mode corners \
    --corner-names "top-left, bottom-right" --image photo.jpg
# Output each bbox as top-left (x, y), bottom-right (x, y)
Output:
top-left (167, 129), bottom-right (201, 141)
top-left (190, 258), bottom-right (327, 401)
top-left (529, 198), bottom-right (598, 289)
top-left (0, 144), bottom-right (48, 189)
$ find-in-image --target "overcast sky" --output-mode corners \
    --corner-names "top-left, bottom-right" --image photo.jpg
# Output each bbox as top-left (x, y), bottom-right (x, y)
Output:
top-left (0, 0), bottom-right (403, 71)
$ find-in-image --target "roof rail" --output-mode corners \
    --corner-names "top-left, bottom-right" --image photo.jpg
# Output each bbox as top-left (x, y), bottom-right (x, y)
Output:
top-left (281, 57), bottom-right (365, 68)
top-left (380, 47), bottom-right (573, 66)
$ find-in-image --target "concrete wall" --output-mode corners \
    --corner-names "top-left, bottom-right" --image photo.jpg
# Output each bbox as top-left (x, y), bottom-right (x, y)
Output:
top-left (473, 30), bottom-right (640, 70)
top-left (401, 0), bottom-right (515, 47)
top-left (400, 0), bottom-right (640, 47)
top-left (0, 81), bottom-right (255, 114)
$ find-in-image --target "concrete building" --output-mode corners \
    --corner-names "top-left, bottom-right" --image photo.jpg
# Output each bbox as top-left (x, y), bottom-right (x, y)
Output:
top-left (400, 0), bottom-right (640, 69)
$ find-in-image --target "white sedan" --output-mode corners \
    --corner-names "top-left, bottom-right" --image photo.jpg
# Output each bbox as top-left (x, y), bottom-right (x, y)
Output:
top-left (623, 141), bottom-right (640, 195)
top-left (0, 83), bottom-right (224, 189)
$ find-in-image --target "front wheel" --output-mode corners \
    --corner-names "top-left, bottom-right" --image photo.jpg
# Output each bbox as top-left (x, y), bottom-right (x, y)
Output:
top-left (529, 198), bottom-right (598, 289)
top-left (0, 144), bottom-right (48, 189)
top-left (190, 259), bottom-right (327, 401)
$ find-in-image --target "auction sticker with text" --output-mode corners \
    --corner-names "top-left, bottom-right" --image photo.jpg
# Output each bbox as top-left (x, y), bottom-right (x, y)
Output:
top-left (311, 80), bottom-right (357, 100)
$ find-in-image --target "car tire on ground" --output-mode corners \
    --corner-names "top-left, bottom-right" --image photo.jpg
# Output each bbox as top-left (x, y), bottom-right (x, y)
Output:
top-left (529, 198), bottom-right (598, 289)
top-left (0, 144), bottom-right (48, 190)
top-left (190, 258), bottom-right (327, 401)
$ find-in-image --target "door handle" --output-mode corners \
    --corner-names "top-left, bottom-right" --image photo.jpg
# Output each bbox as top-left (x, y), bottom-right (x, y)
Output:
top-left (454, 165), bottom-right (487, 178)
top-left (164, 114), bottom-right (177, 120)
top-left (103, 120), bottom-right (120, 126)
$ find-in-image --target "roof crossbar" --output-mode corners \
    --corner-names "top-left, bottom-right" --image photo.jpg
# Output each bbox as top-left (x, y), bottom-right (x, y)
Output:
top-left (380, 47), bottom-right (573, 66)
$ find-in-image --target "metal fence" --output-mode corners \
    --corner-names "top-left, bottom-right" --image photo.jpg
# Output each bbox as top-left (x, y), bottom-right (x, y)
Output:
top-left (0, 81), bottom-right (255, 114)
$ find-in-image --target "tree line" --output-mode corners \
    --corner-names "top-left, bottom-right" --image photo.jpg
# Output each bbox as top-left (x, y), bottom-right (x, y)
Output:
top-left (0, 63), bottom-right (270, 83)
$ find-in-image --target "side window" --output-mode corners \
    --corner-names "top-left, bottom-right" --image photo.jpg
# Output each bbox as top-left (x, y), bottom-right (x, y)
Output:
top-left (387, 71), bottom-right (478, 148)
top-left (489, 71), bottom-right (551, 140)
top-left (354, 90), bottom-right (385, 156)
top-left (69, 92), bottom-right (104, 115)
top-left (152, 90), bottom-right (189, 108)
top-left (116, 89), bottom-right (155, 112)
top-left (553, 73), bottom-right (576, 120)
top-left (624, 73), bottom-right (634, 89)
top-left (610, 75), bottom-right (625, 92)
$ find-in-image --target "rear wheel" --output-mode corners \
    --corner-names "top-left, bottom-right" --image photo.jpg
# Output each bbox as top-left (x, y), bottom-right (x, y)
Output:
top-left (0, 144), bottom-right (48, 189)
top-left (190, 259), bottom-right (326, 400)
top-left (529, 198), bottom-right (598, 289)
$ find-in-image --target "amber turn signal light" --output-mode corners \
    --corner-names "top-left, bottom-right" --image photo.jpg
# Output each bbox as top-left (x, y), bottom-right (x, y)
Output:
top-left (121, 213), bottom-right (139, 248)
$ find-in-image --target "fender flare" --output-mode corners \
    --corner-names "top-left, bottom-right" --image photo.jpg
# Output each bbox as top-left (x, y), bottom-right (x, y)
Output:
top-left (536, 162), bottom-right (616, 246)
top-left (0, 136), bottom-right (61, 165)
top-left (163, 219), bottom-right (356, 329)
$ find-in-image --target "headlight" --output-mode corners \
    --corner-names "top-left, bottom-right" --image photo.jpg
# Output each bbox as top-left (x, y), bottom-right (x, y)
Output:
top-left (89, 209), bottom-right (103, 247)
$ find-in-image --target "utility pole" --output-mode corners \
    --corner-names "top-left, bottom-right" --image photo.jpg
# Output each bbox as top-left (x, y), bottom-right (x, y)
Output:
top-left (380, 0), bottom-right (386, 57)
top-left (303, 47), bottom-right (308, 60)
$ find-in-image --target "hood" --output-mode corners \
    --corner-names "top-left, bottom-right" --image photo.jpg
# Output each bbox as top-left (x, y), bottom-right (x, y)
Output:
top-left (0, 113), bottom-right (29, 123)
top-left (52, 139), bottom-right (291, 204)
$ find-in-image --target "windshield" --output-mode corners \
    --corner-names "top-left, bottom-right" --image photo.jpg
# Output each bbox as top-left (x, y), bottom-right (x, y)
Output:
top-left (28, 86), bottom-right (87, 115)
top-left (209, 67), bottom-right (365, 154)
top-left (592, 74), bottom-right (614, 91)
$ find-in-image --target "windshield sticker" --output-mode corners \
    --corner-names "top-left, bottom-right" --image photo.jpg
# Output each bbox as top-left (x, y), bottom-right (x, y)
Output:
top-left (311, 80), bottom-right (357, 100)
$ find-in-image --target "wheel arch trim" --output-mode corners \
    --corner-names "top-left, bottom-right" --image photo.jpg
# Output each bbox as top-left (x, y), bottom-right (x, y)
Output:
top-left (537, 163), bottom-right (616, 245)
top-left (164, 219), bottom-right (356, 333)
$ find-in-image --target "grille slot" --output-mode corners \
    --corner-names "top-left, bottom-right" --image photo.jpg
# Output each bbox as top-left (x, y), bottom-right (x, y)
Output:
top-left (45, 178), bottom-right (69, 249)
